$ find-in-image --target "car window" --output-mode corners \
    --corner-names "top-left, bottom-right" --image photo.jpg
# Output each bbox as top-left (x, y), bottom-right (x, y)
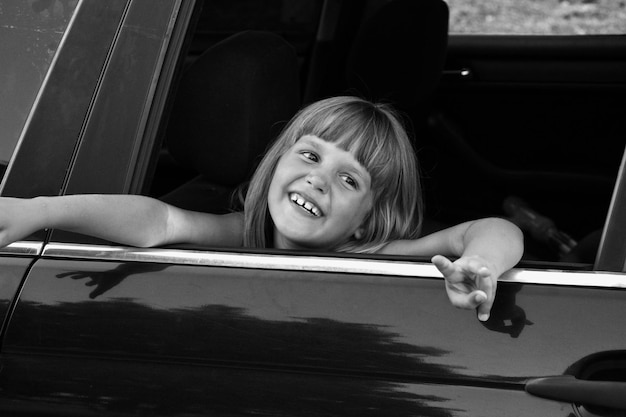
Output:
top-left (447, 0), bottom-right (626, 35)
top-left (0, 0), bottom-right (78, 180)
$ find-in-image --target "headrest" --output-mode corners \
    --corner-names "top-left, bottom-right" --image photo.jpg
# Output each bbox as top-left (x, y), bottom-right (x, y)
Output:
top-left (345, 0), bottom-right (449, 113)
top-left (166, 31), bottom-right (300, 187)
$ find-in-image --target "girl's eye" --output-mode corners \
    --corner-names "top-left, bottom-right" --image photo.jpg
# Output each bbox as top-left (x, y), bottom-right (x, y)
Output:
top-left (301, 151), bottom-right (318, 162)
top-left (341, 174), bottom-right (358, 189)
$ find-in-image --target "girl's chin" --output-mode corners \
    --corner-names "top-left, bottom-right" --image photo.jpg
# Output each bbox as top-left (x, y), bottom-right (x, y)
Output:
top-left (277, 235), bottom-right (325, 250)
top-left (274, 229), bottom-right (338, 251)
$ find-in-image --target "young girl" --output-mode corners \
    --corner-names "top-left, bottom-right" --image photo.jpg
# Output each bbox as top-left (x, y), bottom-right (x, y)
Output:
top-left (0, 96), bottom-right (523, 321)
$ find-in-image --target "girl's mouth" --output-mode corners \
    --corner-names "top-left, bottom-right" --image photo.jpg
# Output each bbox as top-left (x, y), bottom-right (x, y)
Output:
top-left (289, 192), bottom-right (322, 217)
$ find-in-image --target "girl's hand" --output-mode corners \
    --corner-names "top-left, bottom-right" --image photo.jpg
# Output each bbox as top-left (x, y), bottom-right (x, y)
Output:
top-left (431, 254), bottom-right (498, 322)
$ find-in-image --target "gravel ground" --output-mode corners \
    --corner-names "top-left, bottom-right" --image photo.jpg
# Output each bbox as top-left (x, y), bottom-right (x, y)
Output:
top-left (446, 0), bottom-right (626, 34)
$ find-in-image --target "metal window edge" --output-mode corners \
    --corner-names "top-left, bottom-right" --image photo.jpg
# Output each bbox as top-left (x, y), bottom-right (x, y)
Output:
top-left (0, 242), bottom-right (44, 256)
top-left (595, 144), bottom-right (626, 272)
top-left (39, 243), bottom-right (626, 288)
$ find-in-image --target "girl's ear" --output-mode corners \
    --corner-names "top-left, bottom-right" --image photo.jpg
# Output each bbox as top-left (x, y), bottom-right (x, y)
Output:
top-left (354, 228), bottom-right (364, 240)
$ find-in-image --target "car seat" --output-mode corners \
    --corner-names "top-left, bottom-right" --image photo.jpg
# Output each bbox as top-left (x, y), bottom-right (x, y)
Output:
top-left (344, 0), bottom-right (449, 142)
top-left (159, 30), bottom-right (301, 213)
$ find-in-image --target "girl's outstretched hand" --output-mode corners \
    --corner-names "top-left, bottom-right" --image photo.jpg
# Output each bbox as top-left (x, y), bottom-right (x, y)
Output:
top-left (431, 254), bottom-right (497, 322)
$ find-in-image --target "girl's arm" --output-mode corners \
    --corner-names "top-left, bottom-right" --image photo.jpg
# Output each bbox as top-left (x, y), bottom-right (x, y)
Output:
top-left (380, 217), bottom-right (524, 321)
top-left (0, 195), bottom-right (243, 249)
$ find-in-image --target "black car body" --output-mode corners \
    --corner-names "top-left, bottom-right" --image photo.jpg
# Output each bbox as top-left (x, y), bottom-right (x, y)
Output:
top-left (1, 0), bottom-right (625, 415)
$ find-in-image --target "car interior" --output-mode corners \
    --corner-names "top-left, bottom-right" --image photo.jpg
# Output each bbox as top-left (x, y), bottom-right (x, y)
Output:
top-left (157, 30), bottom-right (301, 214)
top-left (147, 0), bottom-right (625, 267)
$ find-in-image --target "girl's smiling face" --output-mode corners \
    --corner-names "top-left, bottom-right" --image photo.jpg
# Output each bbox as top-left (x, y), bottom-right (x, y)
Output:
top-left (267, 135), bottom-right (373, 250)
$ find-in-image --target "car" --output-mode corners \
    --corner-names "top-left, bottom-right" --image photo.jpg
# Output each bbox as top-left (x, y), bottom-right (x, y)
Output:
top-left (1, 0), bottom-right (625, 415)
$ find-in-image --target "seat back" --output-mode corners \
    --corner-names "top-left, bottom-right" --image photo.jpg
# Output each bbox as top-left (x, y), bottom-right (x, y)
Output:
top-left (161, 30), bottom-right (300, 212)
top-left (345, 0), bottom-right (449, 137)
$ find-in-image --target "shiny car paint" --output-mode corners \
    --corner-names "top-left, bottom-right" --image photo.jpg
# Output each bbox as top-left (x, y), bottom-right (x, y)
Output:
top-left (1, 242), bottom-right (625, 415)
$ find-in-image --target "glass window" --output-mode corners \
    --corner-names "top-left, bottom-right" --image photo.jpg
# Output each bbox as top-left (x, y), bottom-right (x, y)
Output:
top-left (446, 0), bottom-right (626, 35)
top-left (0, 0), bottom-right (78, 178)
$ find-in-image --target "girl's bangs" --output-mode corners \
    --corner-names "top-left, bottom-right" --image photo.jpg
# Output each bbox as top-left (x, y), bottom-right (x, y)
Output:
top-left (302, 111), bottom-right (392, 175)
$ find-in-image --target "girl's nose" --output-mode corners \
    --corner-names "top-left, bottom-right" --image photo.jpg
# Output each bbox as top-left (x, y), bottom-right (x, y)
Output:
top-left (306, 172), bottom-right (328, 193)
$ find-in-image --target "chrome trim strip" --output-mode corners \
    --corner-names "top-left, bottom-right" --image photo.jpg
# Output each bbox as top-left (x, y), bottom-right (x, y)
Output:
top-left (507, 268), bottom-right (626, 288)
top-left (42, 243), bottom-right (441, 278)
top-left (0, 241), bottom-right (43, 256)
top-left (42, 243), bottom-right (626, 288)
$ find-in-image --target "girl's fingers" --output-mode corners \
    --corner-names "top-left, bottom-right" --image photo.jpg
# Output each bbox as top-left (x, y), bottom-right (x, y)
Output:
top-left (434, 254), bottom-right (497, 321)
top-left (476, 274), bottom-right (495, 321)
top-left (431, 255), bottom-right (456, 278)
top-left (477, 302), bottom-right (492, 322)
top-left (447, 289), bottom-right (487, 311)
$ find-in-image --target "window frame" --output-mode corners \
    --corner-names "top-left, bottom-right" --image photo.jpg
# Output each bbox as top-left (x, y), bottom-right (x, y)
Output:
top-left (595, 146), bottom-right (626, 272)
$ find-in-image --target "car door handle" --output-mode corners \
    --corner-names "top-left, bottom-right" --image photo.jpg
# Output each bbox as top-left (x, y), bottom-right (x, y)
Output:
top-left (525, 375), bottom-right (626, 410)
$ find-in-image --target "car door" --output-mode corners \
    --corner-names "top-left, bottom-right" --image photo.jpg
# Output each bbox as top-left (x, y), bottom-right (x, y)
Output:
top-left (3, 232), bottom-right (626, 416)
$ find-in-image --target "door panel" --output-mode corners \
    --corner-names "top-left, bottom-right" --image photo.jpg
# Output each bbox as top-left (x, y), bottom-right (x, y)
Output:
top-left (2, 253), bottom-right (625, 414)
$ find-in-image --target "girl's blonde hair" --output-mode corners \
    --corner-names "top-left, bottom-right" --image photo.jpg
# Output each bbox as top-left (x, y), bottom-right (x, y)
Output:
top-left (243, 96), bottom-right (423, 253)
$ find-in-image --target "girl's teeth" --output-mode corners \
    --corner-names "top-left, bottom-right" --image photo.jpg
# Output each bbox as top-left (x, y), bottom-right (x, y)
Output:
top-left (290, 193), bottom-right (321, 216)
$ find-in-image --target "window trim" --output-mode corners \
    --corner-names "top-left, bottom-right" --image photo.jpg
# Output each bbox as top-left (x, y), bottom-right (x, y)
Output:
top-left (40, 243), bottom-right (626, 288)
top-left (0, 242), bottom-right (43, 257)
top-left (595, 145), bottom-right (626, 272)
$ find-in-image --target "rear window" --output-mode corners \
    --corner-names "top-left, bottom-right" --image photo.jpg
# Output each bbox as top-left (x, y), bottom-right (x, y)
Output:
top-left (0, 0), bottom-right (78, 176)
